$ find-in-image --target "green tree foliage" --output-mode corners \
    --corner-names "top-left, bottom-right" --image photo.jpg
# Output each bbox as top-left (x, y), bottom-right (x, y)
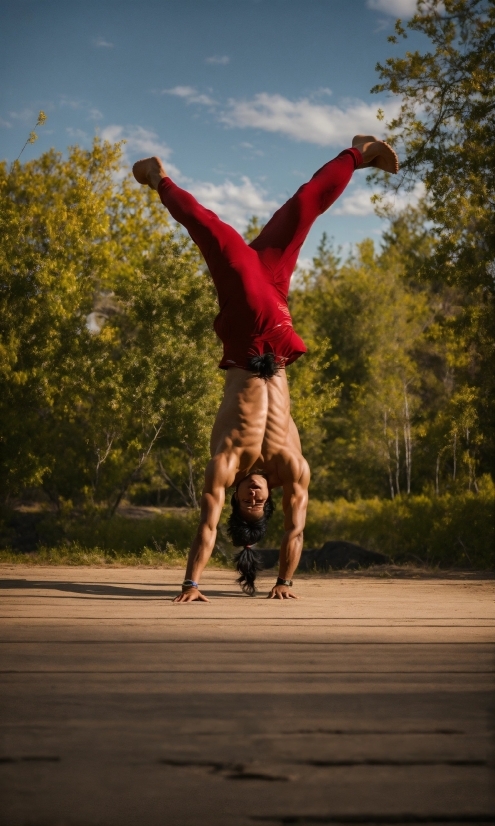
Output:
top-left (1, 127), bottom-right (492, 562)
top-left (289, 213), bottom-right (487, 500)
top-left (371, 0), bottom-right (495, 472)
top-left (0, 139), bottom-right (222, 509)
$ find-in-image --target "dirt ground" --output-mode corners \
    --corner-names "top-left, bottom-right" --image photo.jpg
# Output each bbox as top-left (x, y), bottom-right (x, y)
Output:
top-left (0, 566), bottom-right (494, 826)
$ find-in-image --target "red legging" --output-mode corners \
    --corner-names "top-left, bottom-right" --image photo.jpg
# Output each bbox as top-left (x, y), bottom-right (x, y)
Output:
top-left (158, 147), bottom-right (361, 370)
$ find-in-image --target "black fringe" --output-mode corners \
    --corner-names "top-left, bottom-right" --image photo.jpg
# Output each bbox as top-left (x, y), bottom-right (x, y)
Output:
top-left (233, 546), bottom-right (263, 596)
top-left (247, 353), bottom-right (280, 379)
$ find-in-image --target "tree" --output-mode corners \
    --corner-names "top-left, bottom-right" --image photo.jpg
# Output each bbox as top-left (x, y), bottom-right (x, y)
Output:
top-left (372, 0), bottom-right (494, 475)
top-left (0, 140), bottom-right (222, 508)
top-left (374, 0), bottom-right (494, 287)
top-left (288, 206), bottom-right (488, 500)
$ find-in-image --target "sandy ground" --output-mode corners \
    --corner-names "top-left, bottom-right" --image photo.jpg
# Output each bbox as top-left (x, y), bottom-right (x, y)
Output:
top-left (0, 565), bottom-right (494, 826)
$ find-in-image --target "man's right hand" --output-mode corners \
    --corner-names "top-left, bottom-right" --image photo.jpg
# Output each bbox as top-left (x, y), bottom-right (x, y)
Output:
top-left (172, 588), bottom-right (210, 603)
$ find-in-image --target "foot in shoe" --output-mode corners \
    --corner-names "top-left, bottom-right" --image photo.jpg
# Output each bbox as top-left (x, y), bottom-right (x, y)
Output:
top-left (352, 134), bottom-right (379, 147)
top-left (352, 137), bottom-right (399, 174)
top-left (132, 156), bottom-right (168, 190)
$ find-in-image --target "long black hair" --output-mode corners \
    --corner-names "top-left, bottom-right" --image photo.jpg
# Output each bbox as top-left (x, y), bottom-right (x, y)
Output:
top-left (247, 353), bottom-right (280, 380)
top-left (227, 493), bottom-right (275, 596)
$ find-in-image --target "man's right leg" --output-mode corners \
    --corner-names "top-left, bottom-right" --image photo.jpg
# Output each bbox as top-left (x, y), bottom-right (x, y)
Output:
top-left (133, 157), bottom-right (252, 299)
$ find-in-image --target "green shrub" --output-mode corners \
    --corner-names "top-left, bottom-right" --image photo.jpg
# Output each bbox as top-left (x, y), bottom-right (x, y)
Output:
top-left (261, 477), bottom-right (494, 569)
top-left (1, 480), bottom-right (493, 569)
top-left (0, 543), bottom-right (190, 567)
top-left (0, 507), bottom-right (199, 554)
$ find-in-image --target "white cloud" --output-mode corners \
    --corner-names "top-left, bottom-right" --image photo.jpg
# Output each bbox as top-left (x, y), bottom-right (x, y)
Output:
top-left (67, 127), bottom-right (89, 141)
top-left (309, 87), bottom-right (333, 99)
top-left (239, 140), bottom-right (264, 157)
top-left (334, 180), bottom-right (425, 216)
top-left (93, 37), bottom-right (114, 48)
top-left (219, 93), bottom-right (399, 146)
top-left (0, 117), bottom-right (12, 128)
top-left (59, 96), bottom-right (82, 110)
top-left (100, 124), bottom-right (180, 179)
top-left (366, 0), bottom-right (418, 15)
top-left (374, 17), bottom-right (393, 32)
top-left (334, 186), bottom-right (378, 217)
top-left (8, 108), bottom-right (34, 123)
top-left (381, 180), bottom-right (426, 212)
top-left (296, 256), bottom-right (313, 272)
top-left (58, 97), bottom-right (103, 120)
top-left (188, 177), bottom-right (278, 232)
top-left (205, 55), bottom-right (230, 65)
top-left (163, 86), bottom-right (216, 106)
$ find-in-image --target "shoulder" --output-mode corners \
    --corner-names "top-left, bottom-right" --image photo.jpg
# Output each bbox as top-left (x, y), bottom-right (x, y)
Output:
top-left (204, 454), bottom-right (237, 491)
top-left (276, 452), bottom-right (310, 491)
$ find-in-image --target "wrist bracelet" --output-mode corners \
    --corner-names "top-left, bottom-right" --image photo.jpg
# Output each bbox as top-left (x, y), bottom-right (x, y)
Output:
top-left (276, 577), bottom-right (293, 587)
top-left (182, 580), bottom-right (199, 591)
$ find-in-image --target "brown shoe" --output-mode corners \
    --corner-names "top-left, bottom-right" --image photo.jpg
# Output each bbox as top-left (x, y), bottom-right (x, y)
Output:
top-left (132, 156), bottom-right (168, 190)
top-left (352, 138), bottom-right (399, 173)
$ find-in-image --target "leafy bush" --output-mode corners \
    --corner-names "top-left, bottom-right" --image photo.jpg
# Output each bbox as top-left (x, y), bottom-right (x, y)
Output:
top-left (2, 481), bottom-right (492, 569)
top-left (0, 506), bottom-right (197, 555)
top-left (261, 478), bottom-right (494, 569)
top-left (0, 543), bottom-right (191, 567)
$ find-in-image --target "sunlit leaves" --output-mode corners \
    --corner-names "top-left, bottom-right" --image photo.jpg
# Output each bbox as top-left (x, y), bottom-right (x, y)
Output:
top-left (0, 139), bottom-right (222, 506)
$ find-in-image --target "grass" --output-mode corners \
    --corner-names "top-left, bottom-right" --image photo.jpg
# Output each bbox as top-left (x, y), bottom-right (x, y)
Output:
top-left (1, 479), bottom-right (493, 569)
top-left (0, 543), bottom-right (191, 567)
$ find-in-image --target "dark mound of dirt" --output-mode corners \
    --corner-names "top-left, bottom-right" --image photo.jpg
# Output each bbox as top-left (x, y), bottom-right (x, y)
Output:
top-left (259, 541), bottom-right (390, 572)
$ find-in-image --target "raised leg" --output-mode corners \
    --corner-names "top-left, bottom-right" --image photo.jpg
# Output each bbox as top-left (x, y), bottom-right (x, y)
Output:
top-left (249, 140), bottom-right (398, 296)
top-left (249, 149), bottom-right (361, 295)
top-left (133, 156), bottom-right (255, 301)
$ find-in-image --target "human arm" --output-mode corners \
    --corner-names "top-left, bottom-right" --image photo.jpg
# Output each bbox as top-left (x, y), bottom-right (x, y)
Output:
top-left (173, 458), bottom-right (227, 603)
top-left (267, 458), bottom-right (310, 600)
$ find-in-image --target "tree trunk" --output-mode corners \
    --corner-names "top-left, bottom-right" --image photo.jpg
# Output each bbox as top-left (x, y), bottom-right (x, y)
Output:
top-left (108, 423), bottom-right (163, 518)
top-left (383, 410), bottom-right (394, 500)
top-left (395, 428), bottom-right (401, 496)
top-left (453, 430), bottom-right (457, 481)
top-left (403, 384), bottom-right (412, 494)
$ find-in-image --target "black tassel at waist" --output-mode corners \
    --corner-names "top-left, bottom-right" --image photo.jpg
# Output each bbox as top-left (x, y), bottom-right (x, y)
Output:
top-left (247, 353), bottom-right (280, 379)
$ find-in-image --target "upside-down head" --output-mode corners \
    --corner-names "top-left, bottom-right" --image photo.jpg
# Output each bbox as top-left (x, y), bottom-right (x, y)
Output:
top-left (227, 472), bottom-right (275, 596)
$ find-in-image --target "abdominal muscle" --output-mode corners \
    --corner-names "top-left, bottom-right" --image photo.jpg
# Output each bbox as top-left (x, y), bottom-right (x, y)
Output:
top-left (209, 367), bottom-right (303, 489)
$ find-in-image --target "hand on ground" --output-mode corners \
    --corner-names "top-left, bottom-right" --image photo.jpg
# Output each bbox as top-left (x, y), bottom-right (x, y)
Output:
top-left (173, 588), bottom-right (210, 603)
top-left (267, 585), bottom-right (299, 600)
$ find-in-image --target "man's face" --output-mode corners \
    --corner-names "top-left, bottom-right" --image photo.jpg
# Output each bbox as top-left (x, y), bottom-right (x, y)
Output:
top-left (236, 474), bottom-right (269, 521)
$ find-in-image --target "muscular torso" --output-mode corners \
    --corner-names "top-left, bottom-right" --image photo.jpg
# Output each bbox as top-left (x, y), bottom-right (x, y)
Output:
top-left (209, 367), bottom-right (308, 491)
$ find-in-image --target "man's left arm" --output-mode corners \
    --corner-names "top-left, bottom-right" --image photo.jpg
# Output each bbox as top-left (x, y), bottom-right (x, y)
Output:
top-left (267, 459), bottom-right (310, 600)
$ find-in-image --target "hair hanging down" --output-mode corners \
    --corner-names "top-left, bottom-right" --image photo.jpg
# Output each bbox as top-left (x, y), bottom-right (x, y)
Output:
top-left (227, 494), bottom-right (275, 595)
top-left (247, 353), bottom-right (280, 380)
top-left (233, 546), bottom-right (263, 597)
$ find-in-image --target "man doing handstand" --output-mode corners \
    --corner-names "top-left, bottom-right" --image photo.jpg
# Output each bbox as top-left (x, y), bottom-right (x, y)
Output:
top-left (133, 136), bottom-right (398, 602)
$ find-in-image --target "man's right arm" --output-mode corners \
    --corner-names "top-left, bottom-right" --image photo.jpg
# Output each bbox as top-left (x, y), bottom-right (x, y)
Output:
top-left (172, 457), bottom-right (228, 603)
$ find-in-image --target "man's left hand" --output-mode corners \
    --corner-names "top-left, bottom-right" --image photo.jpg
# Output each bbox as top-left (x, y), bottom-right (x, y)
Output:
top-left (267, 585), bottom-right (299, 600)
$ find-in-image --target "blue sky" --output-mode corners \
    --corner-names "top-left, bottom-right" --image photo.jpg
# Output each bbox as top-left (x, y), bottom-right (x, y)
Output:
top-left (1, 0), bottom-right (424, 262)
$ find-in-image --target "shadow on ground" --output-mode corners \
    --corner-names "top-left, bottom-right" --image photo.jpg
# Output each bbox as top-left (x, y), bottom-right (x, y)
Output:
top-left (0, 578), bottom-right (252, 598)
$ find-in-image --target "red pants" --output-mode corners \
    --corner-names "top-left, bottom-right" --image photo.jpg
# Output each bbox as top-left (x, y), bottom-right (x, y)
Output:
top-left (158, 147), bottom-right (361, 370)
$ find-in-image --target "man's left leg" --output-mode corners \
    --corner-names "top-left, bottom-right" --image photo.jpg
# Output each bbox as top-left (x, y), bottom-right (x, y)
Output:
top-left (249, 139), bottom-right (398, 296)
